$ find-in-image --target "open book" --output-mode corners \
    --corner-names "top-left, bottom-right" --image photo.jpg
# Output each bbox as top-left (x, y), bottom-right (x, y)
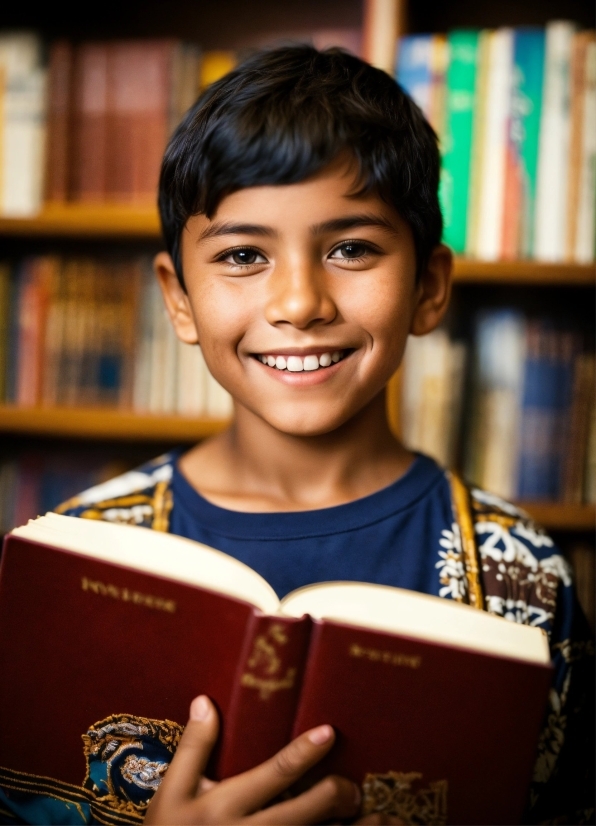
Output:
top-left (0, 514), bottom-right (551, 825)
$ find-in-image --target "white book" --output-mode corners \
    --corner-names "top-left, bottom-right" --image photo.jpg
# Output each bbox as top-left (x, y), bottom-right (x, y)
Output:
top-left (534, 21), bottom-right (575, 261)
top-left (0, 32), bottom-right (42, 76)
top-left (575, 41), bottom-right (596, 262)
top-left (473, 311), bottom-right (526, 499)
top-left (475, 29), bottom-right (513, 261)
top-left (132, 268), bottom-right (155, 412)
top-left (1, 68), bottom-right (47, 216)
top-left (400, 330), bottom-right (466, 469)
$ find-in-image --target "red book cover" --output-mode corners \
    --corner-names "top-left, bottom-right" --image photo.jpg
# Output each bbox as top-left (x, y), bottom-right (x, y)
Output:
top-left (292, 620), bottom-right (552, 825)
top-left (44, 41), bottom-right (73, 203)
top-left (106, 41), bottom-right (173, 203)
top-left (70, 44), bottom-right (108, 201)
top-left (0, 519), bottom-right (552, 825)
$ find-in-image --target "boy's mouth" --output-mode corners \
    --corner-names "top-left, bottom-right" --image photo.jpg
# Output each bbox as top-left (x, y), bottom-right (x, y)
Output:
top-left (253, 349), bottom-right (350, 373)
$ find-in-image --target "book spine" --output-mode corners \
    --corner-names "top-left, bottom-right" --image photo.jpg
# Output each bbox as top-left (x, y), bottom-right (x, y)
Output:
top-left (440, 30), bottom-right (480, 254)
top-left (44, 41), bottom-right (73, 203)
top-left (561, 352), bottom-right (594, 503)
top-left (216, 612), bottom-right (312, 779)
top-left (71, 44), bottom-right (108, 201)
top-left (1, 68), bottom-right (47, 217)
top-left (476, 29), bottom-right (514, 261)
top-left (506, 29), bottom-right (545, 259)
top-left (574, 37), bottom-right (596, 262)
top-left (429, 35), bottom-right (448, 138)
top-left (395, 35), bottom-right (433, 120)
top-left (534, 22), bottom-right (575, 261)
top-left (464, 31), bottom-right (490, 258)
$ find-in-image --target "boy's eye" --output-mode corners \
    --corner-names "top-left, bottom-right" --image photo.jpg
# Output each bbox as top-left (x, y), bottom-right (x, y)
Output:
top-left (218, 248), bottom-right (267, 266)
top-left (328, 242), bottom-right (370, 260)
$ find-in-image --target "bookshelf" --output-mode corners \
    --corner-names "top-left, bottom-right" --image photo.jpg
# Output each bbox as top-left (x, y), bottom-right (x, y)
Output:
top-left (0, 1), bottom-right (594, 547)
top-left (0, 206), bottom-right (594, 284)
top-left (0, 405), bottom-right (592, 530)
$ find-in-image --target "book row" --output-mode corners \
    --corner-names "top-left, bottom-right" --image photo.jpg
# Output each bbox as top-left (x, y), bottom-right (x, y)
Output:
top-left (396, 22), bottom-right (596, 263)
top-left (0, 31), bottom-right (237, 215)
top-left (0, 28), bottom-right (359, 217)
top-left (401, 312), bottom-right (595, 503)
top-left (0, 256), bottom-right (233, 416)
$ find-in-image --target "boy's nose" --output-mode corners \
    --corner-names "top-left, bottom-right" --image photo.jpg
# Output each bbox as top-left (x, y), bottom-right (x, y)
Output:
top-left (264, 263), bottom-right (337, 330)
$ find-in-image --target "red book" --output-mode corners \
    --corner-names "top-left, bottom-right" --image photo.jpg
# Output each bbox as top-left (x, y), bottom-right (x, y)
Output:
top-left (106, 41), bottom-right (174, 203)
top-left (70, 44), bottom-right (109, 201)
top-left (0, 514), bottom-right (552, 825)
top-left (44, 41), bottom-right (73, 203)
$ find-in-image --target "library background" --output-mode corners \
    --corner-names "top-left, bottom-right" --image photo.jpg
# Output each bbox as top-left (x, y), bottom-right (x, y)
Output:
top-left (0, 0), bottom-right (594, 627)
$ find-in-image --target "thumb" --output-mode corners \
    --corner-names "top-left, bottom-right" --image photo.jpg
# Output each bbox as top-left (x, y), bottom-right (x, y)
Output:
top-left (159, 695), bottom-right (220, 803)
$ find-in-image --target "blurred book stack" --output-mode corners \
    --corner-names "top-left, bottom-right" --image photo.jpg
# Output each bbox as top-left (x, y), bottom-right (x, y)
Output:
top-left (396, 22), bottom-right (596, 263)
top-left (0, 256), bottom-right (233, 417)
top-left (401, 314), bottom-right (595, 505)
top-left (0, 33), bottom-right (240, 215)
top-left (0, 452), bottom-right (129, 534)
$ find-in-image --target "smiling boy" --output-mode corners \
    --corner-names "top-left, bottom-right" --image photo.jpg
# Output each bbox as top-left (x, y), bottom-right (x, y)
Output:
top-left (31, 46), bottom-right (593, 825)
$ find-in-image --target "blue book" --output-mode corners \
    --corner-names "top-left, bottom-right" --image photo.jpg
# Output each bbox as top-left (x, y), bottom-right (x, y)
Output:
top-left (516, 323), bottom-right (575, 499)
top-left (395, 35), bottom-right (433, 118)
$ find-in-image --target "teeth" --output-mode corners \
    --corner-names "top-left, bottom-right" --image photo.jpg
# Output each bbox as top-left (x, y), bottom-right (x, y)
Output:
top-left (287, 356), bottom-right (304, 372)
top-left (258, 351), bottom-right (346, 371)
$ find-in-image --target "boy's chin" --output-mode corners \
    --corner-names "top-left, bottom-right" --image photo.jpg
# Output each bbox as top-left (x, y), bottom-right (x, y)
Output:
top-left (257, 405), bottom-right (358, 438)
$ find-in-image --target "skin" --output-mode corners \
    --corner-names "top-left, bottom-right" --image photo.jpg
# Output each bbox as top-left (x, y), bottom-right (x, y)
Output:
top-left (147, 157), bottom-right (452, 823)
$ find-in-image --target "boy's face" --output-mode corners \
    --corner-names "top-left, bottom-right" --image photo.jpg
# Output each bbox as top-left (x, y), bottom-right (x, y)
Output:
top-left (156, 158), bottom-right (451, 437)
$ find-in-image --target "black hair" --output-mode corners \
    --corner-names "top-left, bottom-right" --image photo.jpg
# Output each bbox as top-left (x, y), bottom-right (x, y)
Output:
top-left (158, 45), bottom-right (442, 285)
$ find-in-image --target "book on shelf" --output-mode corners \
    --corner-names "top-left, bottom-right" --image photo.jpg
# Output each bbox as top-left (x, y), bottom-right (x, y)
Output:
top-left (396, 21), bottom-right (596, 263)
top-left (0, 513), bottom-right (552, 825)
top-left (0, 255), bottom-right (233, 417)
top-left (401, 312), bottom-right (595, 506)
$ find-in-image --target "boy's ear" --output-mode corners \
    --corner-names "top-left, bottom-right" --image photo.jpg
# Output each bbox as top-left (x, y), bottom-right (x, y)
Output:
top-left (409, 244), bottom-right (453, 336)
top-left (154, 252), bottom-right (200, 345)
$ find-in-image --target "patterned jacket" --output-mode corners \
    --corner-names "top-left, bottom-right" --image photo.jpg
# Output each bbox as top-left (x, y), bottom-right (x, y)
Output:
top-left (0, 452), bottom-right (593, 825)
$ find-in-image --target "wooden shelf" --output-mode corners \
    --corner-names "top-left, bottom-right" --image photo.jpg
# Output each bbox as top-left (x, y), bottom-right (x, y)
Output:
top-left (452, 258), bottom-right (595, 285)
top-left (0, 405), bottom-right (592, 529)
top-left (518, 502), bottom-right (595, 531)
top-left (0, 204), bottom-right (161, 238)
top-left (0, 405), bottom-right (228, 441)
top-left (0, 206), bottom-right (594, 285)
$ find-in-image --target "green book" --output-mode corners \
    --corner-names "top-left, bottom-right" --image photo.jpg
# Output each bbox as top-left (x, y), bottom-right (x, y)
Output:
top-left (439, 30), bottom-right (480, 253)
top-left (512, 29), bottom-right (545, 257)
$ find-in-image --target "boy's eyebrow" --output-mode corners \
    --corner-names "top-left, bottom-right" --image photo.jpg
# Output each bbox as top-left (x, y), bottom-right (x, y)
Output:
top-left (310, 213), bottom-right (398, 235)
top-left (197, 213), bottom-right (397, 243)
top-left (197, 221), bottom-right (277, 242)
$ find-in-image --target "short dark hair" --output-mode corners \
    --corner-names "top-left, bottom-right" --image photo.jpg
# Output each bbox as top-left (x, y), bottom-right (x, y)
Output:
top-left (158, 45), bottom-right (442, 285)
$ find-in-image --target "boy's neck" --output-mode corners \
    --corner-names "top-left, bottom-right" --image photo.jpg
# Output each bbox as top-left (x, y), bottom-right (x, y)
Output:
top-left (178, 391), bottom-right (415, 513)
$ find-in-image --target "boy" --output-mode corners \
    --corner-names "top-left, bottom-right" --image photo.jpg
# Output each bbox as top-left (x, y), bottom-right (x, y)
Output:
top-left (4, 46), bottom-right (592, 825)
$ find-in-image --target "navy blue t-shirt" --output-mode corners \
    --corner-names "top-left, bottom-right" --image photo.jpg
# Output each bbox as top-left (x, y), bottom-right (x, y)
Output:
top-left (170, 453), bottom-right (453, 599)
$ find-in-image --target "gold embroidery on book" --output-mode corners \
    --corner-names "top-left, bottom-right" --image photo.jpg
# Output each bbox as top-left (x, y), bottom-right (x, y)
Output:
top-left (81, 577), bottom-right (176, 613)
top-left (361, 771), bottom-right (447, 825)
top-left (349, 643), bottom-right (421, 669)
top-left (240, 667), bottom-right (297, 700)
top-left (241, 623), bottom-right (296, 699)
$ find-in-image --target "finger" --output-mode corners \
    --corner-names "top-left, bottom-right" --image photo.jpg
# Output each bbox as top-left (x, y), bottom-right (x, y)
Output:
top-left (251, 774), bottom-right (361, 825)
top-left (158, 695), bottom-right (219, 803)
top-left (221, 724), bottom-right (336, 815)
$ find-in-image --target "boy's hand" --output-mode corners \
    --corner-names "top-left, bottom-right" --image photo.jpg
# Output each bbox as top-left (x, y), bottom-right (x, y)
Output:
top-left (144, 695), bottom-right (361, 825)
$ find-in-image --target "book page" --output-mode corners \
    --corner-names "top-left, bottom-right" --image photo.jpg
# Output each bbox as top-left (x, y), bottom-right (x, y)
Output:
top-left (11, 513), bottom-right (280, 614)
top-left (281, 581), bottom-right (550, 664)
